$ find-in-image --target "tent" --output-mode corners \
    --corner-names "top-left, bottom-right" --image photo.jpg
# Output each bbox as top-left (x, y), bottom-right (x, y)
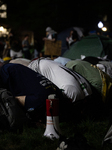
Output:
top-left (62, 34), bottom-right (112, 60)
top-left (57, 27), bottom-right (84, 55)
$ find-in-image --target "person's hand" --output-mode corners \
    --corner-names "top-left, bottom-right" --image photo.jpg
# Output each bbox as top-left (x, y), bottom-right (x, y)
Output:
top-left (43, 37), bottom-right (47, 41)
top-left (66, 37), bottom-right (69, 42)
top-left (15, 96), bottom-right (26, 106)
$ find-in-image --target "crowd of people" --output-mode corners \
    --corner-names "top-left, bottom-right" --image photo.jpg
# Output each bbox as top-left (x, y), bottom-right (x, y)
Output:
top-left (0, 26), bottom-right (84, 62)
top-left (0, 31), bottom-right (40, 63)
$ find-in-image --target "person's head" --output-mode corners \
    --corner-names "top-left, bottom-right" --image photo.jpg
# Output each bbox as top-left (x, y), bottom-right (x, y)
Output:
top-left (46, 27), bottom-right (52, 32)
top-left (24, 34), bottom-right (29, 40)
top-left (70, 30), bottom-right (74, 35)
top-left (11, 40), bottom-right (21, 51)
top-left (9, 32), bottom-right (13, 37)
top-left (45, 27), bottom-right (52, 36)
top-left (72, 30), bottom-right (79, 40)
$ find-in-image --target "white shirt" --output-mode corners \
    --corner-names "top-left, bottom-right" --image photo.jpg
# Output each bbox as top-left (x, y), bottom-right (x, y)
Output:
top-left (68, 36), bottom-right (74, 45)
top-left (28, 58), bottom-right (92, 102)
top-left (47, 34), bottom-right (52, 40)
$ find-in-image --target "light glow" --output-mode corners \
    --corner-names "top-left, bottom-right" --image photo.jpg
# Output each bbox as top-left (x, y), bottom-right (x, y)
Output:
top-left (102, 27), bottom-right (107, 32)
top-left (0, 26), bottom-right (4, 32)
top-left (98, 21), bottom-right (104, 28)
top-left (0, 4), bottom-right (7, 10)
top-left (0, 26), bottom-right (9, 37)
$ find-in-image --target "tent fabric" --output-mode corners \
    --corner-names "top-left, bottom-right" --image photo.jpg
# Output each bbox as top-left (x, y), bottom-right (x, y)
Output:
top-left (57, 27), bottom-right (73, 55)
top-left (63, 35), bottom-right (112, 60)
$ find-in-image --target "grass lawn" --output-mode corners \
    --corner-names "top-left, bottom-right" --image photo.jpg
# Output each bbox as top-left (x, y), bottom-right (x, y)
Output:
top-left (0, 118), bottom-right (112, 150)
top-left (0, 98), bottom-right (112, 150)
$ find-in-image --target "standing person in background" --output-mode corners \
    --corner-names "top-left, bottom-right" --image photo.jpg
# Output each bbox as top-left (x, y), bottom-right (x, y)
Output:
top-left (33, 39), bottom-right (43, 59)
top-left (66, 30), bottom-right (79, 49)
top-left (7, 31), bottom-right (14, 49)
top-left (2, 31), bottom-right (14, 62)
top-left (10, 39), bottom-right (23, 59)
top-left (40, 27), bottom-right (57, 57)
top-left (22, 34), bottom-right (31, 60)
top-left (43, 27), bottom-right (57, 42)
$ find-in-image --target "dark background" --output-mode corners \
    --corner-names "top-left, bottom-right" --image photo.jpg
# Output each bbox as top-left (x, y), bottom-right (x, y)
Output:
top-left (1, 0), bottom-right (112, 38)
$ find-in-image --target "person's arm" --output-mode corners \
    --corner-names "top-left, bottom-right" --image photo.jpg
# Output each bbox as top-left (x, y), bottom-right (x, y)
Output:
top-left (43, 37), bottom-right (55, 41)
top-left (22, 40), bottom-right (27, 48)
top-left (15, 96), bottom-right (26, 106)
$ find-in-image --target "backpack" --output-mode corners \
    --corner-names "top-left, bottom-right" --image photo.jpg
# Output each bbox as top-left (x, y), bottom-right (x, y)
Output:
top-left (0, 88), bottom-right (28, 132)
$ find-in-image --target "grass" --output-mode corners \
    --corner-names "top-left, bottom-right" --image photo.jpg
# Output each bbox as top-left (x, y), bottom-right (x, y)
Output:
top-left (0, 120), bottom-right (110, 150)
top-left (0, 99), bottom-right (112, 150)
top-left (0, 116), bottom-right (112, 149)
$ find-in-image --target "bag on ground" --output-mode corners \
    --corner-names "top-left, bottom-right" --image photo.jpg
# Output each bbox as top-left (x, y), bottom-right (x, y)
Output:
top-left (0, 88), bottom-right (28, 132)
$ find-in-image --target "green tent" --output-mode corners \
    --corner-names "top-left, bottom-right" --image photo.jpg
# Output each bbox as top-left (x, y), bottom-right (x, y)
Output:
top-left (63, 34), bottom-right (112, 60)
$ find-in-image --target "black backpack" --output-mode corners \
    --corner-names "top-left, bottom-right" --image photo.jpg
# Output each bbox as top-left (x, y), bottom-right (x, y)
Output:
top-left (0, 88), bottom-right (28, 132)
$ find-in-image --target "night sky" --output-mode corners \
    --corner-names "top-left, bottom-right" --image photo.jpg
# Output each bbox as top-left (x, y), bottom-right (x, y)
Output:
top-left (4, 0), bottom-right (112, 36)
